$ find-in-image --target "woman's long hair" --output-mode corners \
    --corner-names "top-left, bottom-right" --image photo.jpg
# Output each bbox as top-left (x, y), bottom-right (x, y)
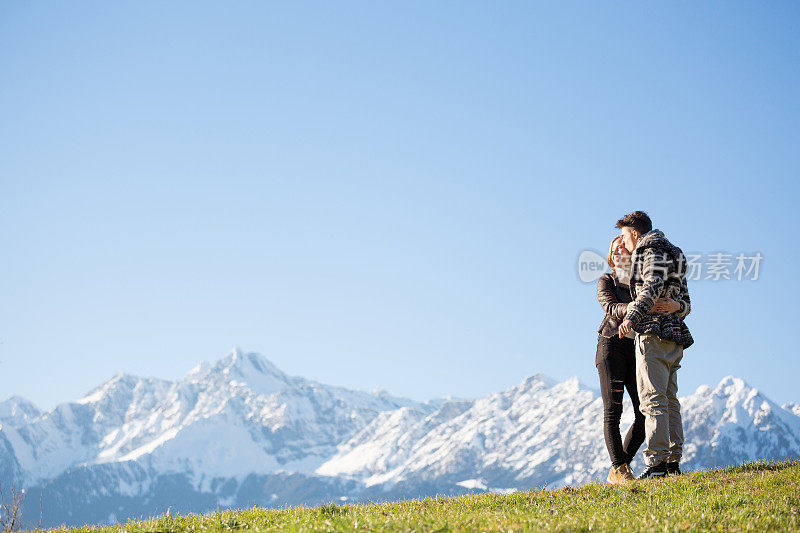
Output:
top-left (607, 235), bottom-right (623, 270)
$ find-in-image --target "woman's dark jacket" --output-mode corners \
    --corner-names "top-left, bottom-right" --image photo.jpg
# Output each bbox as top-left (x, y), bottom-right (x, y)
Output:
top-left (597, 273), bottom-right (632, 338)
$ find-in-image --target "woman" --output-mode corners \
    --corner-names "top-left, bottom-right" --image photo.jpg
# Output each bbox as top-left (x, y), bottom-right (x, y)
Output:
top-left (596, 235), bottom-right (679, 483)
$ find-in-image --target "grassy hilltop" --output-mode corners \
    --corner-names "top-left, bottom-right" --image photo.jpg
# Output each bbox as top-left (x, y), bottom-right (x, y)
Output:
top-left (51, 460), bottom-right (800, 532)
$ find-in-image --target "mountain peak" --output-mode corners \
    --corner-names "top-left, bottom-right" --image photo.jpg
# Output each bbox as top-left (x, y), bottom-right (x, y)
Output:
top-left (520, 373), bottom-right (557, 390)
top-left (715, 375), bottom-right (756, 398)
top-left (76, 372), bottom-right (141, 404)
top-left (75, 372), bottom-right (172, 407)
top-left (0, 395), bottom-right (41, 425)
top-left (218, 348), bottom-right (285, 376)
top-left (783, 402), bottom-right (800, 417)
top-left (202, 348), bottom-right (290, 396)
top-left (0, 394), bottom-right (37, 407)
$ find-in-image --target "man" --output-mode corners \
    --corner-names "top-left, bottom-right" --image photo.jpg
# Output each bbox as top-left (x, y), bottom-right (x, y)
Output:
top-left (616, 211), bottom-right (693, 479)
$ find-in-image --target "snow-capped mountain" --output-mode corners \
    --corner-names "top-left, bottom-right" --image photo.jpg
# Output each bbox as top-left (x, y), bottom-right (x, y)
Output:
top-left (2, 348), bottom-right (798, 528)
top-left (316, 375), bottom-right (610, 489)
top-left (4, 348), bottom-right (426, 483)
top-left (0, 396), bottom-right (41, 427)
top-left (317, 374), bottom-right (800, 492)
top-left (682, 377), bottom-right (800, 468)
top-left (783, 402), bottom-right (800, 418)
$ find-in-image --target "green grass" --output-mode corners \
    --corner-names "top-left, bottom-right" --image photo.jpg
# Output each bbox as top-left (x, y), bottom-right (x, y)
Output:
top-left (59, 460), bottom-right (800, 532)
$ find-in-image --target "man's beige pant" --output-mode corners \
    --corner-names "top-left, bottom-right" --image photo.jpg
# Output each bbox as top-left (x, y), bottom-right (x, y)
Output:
top-left (635, 332), bottom-right (684, 466)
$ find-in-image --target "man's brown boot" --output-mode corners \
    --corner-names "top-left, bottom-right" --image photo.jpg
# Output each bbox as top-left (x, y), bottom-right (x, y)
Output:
top-left (607, 463), bottom-right (636, 484)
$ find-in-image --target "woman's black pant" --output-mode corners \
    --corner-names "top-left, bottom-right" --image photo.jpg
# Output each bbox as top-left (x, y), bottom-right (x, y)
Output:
top-left (596, 334), bottom-right (645, 467)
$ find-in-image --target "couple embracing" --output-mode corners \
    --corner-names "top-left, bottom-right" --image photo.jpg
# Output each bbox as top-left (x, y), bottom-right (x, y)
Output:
top-left (595, 211), bottom-right (693, 483)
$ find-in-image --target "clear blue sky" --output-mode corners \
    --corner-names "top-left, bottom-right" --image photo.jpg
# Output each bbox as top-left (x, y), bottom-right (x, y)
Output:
top-left (1, 1), bottom-right (798, 410)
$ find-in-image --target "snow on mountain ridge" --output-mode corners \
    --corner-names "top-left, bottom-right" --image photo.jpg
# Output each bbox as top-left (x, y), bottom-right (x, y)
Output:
top-left (316, 373), bottom-right (800, 490)
top-left (3, 348), bottom-right (429, 487)
top-left (316, 372), bottom-right (605, 488)
top-left (784, 402), bottom-right (800, 417)
top-left (681, 374), bottom-right (800, 468)
top-left (199, 347), bottom-right (290, 396)
top-left (0, 396), bottom-right (41, 426)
